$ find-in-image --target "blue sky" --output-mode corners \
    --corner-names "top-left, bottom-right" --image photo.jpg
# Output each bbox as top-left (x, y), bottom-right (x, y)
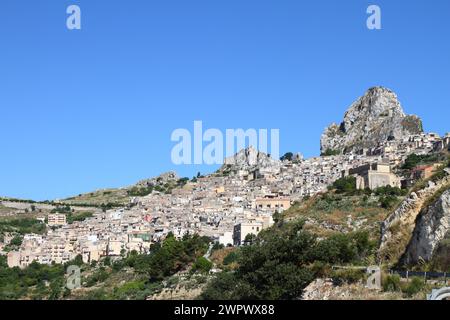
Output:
top-left (0, 0), bottom-right (449, 200)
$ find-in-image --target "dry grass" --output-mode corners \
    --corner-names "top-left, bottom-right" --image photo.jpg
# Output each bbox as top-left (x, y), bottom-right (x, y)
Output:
top-left (285, 193), bottom-right (393, 240)
top-left (62, 188), bottom-right (130, 206)
top-left (210, 247), bottom-right (237, 269)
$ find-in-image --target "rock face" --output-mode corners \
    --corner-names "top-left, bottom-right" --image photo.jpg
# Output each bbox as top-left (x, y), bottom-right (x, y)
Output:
top-left (135, 171), bottom-right (179, 188)
top-left (401, 189), bottom-right (450, 265)
top-left (378, 171), bottom-right (450, 264)
top-left (320, 87), bottom-right (423, 155)
top-left (222, 146), bottom-right (280, 171)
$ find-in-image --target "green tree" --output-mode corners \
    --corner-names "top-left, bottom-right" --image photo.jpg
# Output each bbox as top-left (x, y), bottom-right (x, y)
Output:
top-left (322, 149), bottom-right (340, 156)
top-left (331, 176), bottom-right (357, 194)
top-left (9, 235), bottom-right (23, 247)
top-left (379, 195), bottom-right (398, 209)
top-left (191, 257), bottom-right (212, 274)
top-left (243, 233), bottom-right (257, 246)
top-left (280, 152), bottom-right (294, 161)
top-left (201, 223), bottom-right (374, 300)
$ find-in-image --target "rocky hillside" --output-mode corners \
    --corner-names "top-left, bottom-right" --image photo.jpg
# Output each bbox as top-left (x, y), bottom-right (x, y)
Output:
top-left (219, 146), bottom-right (280, 174)
top-left (378, 164), bottom-right (450, 267)
top-left (61, 172), bottom-right (182, 207)
top-left (401, 188), bottom-right (450, 267)
top-left (321, 87), bottom-right (423, 155)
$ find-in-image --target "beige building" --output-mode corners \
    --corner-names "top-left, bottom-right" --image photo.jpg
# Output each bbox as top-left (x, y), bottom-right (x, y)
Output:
top-left (255, 197), bottom-right (291, 212)
top-left (107, 239), bottom-right (124, 256)
top-left (7, 251), bottom-right (20, 268)
top-left (81, 242), bottom-right (107, 264)
top-left (233, 221), bottom-right (264, 246)
top-left (214, 186), bottom-right (225, 194)
top-left (47, 213), bottom-right (67, 227)
top-left (218, 231), bottom-right (233, 247)
top-left (233, 215), bottom-right (274, 246)
top-left (347, 162), bottom-right (401, 190)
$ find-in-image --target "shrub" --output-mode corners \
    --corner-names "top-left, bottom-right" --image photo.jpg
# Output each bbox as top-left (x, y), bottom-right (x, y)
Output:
top-left (9, 235), bottom-right (23, 247)
top-left (201, 223), bottom-right (375, 300)
top-left (331, 176), bottom-right (357, 194)
top-left (177, 177), bottom-right (190, 187)
top-left (127, 186), bottom-right (153, 197)
top-left (211, 242), bottom-right (224, 252)
top-left (430, 168), bottom-right (447, 183)
top-left (67, 211), bottom-right (93, 224)
top-left (374, 186), bottom-right (407, 197)
top-left (223, 251), bottom-right (238, 266)
top-left (332, 268), bottom-right (366, 285)
top-left (280, 152), bottom-right (294, 161)
top-left (313, 233), bottom-right (359, 264)
top-left (51, 205), bottom-right (72, 213)
top-left (200, 272), bottom-right (239, 300)
top-left (312, 193), bottom-right (354, 212)
top-left (402, 153), bottom-right (441, 170)
top-left (383, 274), bottom-right (401, 292)
top-left (0, 218), bottom-right (46, 235)
top-left (85, 268), bottom-right (110, 287)
top-left (129, 234), bottom-right (209, 280)
top-left (404, 277), bottom-right (425, 297)
top-left (191, 257), bottom-right (213, 274)
top-left (322, 149), bottom-right (340, 156)
top-left (379, 195), bottom-right (398, 209)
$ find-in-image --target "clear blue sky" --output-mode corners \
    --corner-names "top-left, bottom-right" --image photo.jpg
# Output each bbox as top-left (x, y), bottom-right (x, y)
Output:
top-left (1, 0), bottom-right (449, 200)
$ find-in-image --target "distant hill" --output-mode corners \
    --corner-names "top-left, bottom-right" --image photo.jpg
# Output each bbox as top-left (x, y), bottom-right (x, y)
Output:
top-left (60, 171), bottom-right (182, 207)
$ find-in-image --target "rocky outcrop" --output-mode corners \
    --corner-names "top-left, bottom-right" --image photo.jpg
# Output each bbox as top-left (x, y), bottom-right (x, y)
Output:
top-left (301, 278), bottom-right (405, 300)
top-left (221, 146), bottom-right (280, 171)
top-left (135, 171), bottom-right (179, 188)
top-left (401, 189), bottom-right (450, 265)
top-left (321, 87), bottom-right (423, 155)
top-left (147, 273), bottom-right (209, 300)
top-left (378, 169), bottom-right (450, 264)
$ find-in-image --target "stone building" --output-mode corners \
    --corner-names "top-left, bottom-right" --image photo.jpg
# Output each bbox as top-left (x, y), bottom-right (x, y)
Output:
top-left (255, 197), bottom-right (291, 212)
top-left (348, 161), bottom-right (401, 190)
top-left (47, 213), bottom-right (67, 227)
top-left (233, 221), bottom-right (263, 246)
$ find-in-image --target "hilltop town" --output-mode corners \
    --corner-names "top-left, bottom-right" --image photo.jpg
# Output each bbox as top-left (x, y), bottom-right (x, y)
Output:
top-left (1, 87), bottom-right (449, 274)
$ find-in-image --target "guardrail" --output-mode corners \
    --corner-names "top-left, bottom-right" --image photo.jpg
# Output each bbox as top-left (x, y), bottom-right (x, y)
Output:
top-left (389, 270), bottom-right (449, 282)
top-left (331, 266), bottom-right (449, 282)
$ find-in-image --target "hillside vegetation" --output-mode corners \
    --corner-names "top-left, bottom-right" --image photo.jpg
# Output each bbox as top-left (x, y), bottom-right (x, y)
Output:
top-left (0, 233), bottom-right (209, 300)
top-left (201, 220), bottom-right (375, 300)
top-left (284, 177), bottom-right (407, 241)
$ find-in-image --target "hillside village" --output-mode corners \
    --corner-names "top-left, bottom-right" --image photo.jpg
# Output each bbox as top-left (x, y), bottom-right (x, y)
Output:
top-left (1, 87), bottom-right (449, 275)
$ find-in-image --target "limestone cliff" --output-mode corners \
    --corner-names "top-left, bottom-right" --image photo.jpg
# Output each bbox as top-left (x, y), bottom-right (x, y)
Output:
top-left (378, 168), bottom-right (450, 264)
top-left (401, 189), bottom-right (450, 265)
top-left (221, 146), bottom-right (280, 172)
top-left (320, 87), bottom-right (423, 155)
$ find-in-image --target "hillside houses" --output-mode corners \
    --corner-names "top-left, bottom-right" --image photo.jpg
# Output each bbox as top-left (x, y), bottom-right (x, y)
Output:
top-left (6, 132), bottom-right (450, 267)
